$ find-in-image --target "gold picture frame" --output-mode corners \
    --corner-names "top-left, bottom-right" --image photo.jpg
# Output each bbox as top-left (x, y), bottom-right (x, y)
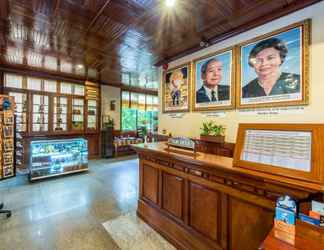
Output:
top-left (236, 19), bottom-right (310, 109)
top-left (192, 47), bottom-right (235, 111)
top-left (162, 63), bottom-right (191, 113)
top-left (3, 125), bottom-right (13, 138)
top-left (233, 123), bottom-right (324, 184)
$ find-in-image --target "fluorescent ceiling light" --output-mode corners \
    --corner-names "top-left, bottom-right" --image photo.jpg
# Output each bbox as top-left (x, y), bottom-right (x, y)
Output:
top-left (165, 0), bottom-right (176, 7)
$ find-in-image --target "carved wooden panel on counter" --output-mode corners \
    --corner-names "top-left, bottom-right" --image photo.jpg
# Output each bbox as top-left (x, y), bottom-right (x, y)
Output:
top-left (162, 172), bottom-right (184, 220)
top-left (189, 182), bottom-right (220, 242)
top-left (229, 197), bottom-right (274, 250)
top-left (142, 163), bottom-right (159, 204)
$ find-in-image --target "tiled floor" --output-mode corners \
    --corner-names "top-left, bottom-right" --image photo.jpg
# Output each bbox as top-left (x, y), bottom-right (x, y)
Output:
top-left (0, 156), bottom-right (139, 250)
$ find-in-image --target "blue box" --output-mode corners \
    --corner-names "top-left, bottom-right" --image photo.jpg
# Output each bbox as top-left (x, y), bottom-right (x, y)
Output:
top-left (299, 213), bottom-right (320, 226)
top-left (275, 207), bottom-right (296, 225)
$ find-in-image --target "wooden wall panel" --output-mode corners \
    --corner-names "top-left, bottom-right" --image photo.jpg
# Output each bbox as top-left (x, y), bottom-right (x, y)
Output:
top-left (86, 134), bottom-right (100, 159)
top-left (189, 182), bottom-right (220, 242)
top-left (229, 197), bottom-right (274, 250)
top-left (143, 164), bottom-right (159, 204)
top-left (162, 172), bottom-right (184, 220)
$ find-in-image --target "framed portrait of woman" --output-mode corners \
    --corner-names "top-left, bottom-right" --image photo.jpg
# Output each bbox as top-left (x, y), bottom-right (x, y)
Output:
top-left (162, 63), bottom-right (191, 113)
top-left (236, 19), bottom-right (310, 108)
top-left (192, 47), bottom-right (235, 111)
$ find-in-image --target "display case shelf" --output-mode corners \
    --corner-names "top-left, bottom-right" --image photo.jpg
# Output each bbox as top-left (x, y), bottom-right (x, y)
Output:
top-left (87, 99), bottom-right (98, 130)
top-left (72, 98), bottom-right (84, 131)
top-left (29, 138), bottom-right (88, 180)
top-left (32, 94), bottom-right (49, 133)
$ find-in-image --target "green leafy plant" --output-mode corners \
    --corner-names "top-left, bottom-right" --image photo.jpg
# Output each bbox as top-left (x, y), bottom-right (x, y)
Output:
top-left (140, 126), bottom-right (148, 136)
top-left (103, 116), bottom-right (114, 129)
top-left (200, 121), bottom-right (225, 136)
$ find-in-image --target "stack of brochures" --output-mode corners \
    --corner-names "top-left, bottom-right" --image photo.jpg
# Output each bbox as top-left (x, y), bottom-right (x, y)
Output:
top-left (274, 195), bottom-right (297, 244)
top-left (299, 200), bottom-right (324, 227)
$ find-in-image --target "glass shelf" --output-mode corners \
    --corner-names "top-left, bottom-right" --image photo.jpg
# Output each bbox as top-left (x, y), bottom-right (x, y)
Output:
top-left (32, 95), bottom-right (49, 132)
top-left (54, 96), bottom-right (68, 131)
top-left (72, 98), bottom-right (84, 130)
top-left (87, 100), bottom-right (97, 129)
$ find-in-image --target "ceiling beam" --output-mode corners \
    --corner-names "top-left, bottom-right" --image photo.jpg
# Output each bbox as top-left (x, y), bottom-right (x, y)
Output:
top-left (53, 0), bottom-right (61, 16)
top-left (85, 0), bottom-right (112, 34)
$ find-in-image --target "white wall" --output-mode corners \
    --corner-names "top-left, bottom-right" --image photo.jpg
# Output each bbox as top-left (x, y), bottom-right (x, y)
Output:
top-left (101, 85), bottom-right (121, 130)
top-left (158, 2), bottom-right (324, 143)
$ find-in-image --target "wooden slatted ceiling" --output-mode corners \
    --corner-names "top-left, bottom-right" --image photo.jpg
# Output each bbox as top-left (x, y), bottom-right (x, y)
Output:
top-left (0, 0), bottom-right (321, 85)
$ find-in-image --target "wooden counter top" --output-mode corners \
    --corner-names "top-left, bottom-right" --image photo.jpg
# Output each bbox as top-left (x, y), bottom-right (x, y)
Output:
top-left (132, 142), bottom-right (324, 193)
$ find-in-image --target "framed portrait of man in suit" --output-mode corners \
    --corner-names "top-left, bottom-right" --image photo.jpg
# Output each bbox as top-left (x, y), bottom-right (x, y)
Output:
top-left (162, 63), bottom-right (190, 113)
top-left (192, 47), bottom-right (235, 111)
top-left (236, 19), bottom-right (310, 108)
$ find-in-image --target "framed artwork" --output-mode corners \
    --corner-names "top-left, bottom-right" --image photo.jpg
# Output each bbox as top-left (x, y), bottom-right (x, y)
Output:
top-left (3, 139), bottom-right (13, 152)
top-left (236, 20), bottom-right (310, 108)
top-left (3, 112), bottom-right (14, 125)
top-left (162, 63), bottom-right (190, 113)
top-left (3, 152), bottom-right (13, 165)
top-left (3, 125), bottom-right (13, 138)
top-left (192, 47), bottom-right (235, 111)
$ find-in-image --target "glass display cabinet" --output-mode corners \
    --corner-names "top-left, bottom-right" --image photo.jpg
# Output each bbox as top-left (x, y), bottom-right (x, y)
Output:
top-left (53, 96), bottom-right (68, 131)
top-left (32, 94), bottom-right (49, 132)
top-left (87, 100), bottom-right (97, 130)
top-left (29, 138), bottom-right (88, 180)
top-left (72, 98), bottom-right (84, 130)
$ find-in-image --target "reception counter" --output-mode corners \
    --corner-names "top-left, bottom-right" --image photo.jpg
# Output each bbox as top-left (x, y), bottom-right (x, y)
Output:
top-left (132, 142), bottom-right (324, 250)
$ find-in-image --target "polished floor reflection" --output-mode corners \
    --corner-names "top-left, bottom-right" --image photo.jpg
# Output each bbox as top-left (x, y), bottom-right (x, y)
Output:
top-left (0, 156), bottom-right (139, 250)
top-left (103, 212), bottom-right (175, 250)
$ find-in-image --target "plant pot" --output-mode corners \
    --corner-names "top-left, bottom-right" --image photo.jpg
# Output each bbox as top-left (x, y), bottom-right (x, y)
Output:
top-left (200, 135), bottom-right (225, 143)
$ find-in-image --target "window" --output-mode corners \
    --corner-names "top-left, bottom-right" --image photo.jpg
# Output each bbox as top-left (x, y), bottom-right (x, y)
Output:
top-left (60, 82), bottom-right (73, 94)
top-left (44, 80), bottom-right (57, 93)
top-left (4, 74), bottom-right (23, 89)
top-left (121, 70), bottom-right (158, 90)
top-left (121, 91), bottom-right (158, 132)
top-left (74, 85), bottom-right (85, 96)
top-left (27, 77), bottom-right (42, 91)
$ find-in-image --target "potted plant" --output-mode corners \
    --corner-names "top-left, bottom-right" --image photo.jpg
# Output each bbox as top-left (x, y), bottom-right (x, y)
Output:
top-left (139, 126), bottom-right (148, 143)
top-left (200, 121), bottom-right (225, 143)
top-left (102, 116), bottom-right (114, 130)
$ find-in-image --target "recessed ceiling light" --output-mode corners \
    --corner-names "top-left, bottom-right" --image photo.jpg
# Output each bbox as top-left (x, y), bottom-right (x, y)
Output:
top-left (165, 0), bottom-right (176, 7)
top-left (77, 64), bottom-right (83, 69)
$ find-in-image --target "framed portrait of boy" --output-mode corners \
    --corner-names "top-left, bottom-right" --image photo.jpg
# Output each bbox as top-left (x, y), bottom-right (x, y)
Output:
top-left (162, 63), bottom-right (191, 113)
top-left (192, 47), bottom-right (235, 111)
top-left (236, 19), bottom-right (310, 108)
